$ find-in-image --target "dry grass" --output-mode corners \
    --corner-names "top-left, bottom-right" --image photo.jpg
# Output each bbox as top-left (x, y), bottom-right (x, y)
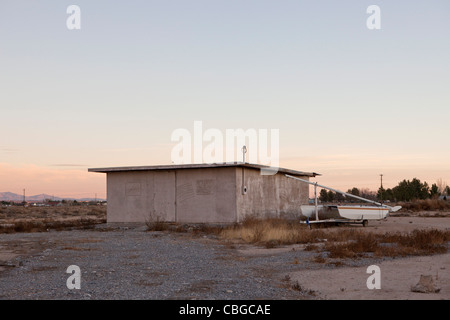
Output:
top-left (319, 229), bottom-right (449, 259)
top-left (218, 216), bottom-right (450, 259)
top-left (219, 216), bottom-right (363, 246)
top-left (379, 229), bottom-right (450, 256)
top-left (144, 219), bottom-right (224, 235)
top-left (0, 205), bottom-right (106, 219)
top-left (145, 213), bottom-right (169, 232)
top-left (0, 206), bottom-right (106, 234)
top-left (398, 199), bottom-right (450, 212)
top-left (3, 207), bottom-right (448, 260)
top-left (220, 216), bottom-right (317, 246)
top-left (289, 280), bottom-right (317, 296)
top-left (0, 218), bottom-right (106, 234)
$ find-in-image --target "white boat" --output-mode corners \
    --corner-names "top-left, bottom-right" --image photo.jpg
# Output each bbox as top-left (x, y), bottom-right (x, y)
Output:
top-left (337, 205), bottom-right (390, 220)
top-left (286, 174), bottom-right (401, 227)
top-left (299, 204), bottom-right (391, 226)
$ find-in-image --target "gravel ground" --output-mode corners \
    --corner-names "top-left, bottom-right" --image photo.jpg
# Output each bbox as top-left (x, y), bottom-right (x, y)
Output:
top-left (1, 217), bottom-right (448, 300)
top-left (0, 225), bottom-right (326, 300)
top-left (2, 221), bottom-right (447, 300)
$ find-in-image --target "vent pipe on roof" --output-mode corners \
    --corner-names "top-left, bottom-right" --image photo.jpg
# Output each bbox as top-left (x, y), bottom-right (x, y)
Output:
top-left (242, 145), bottom-right (247, 195)
top-left (242, 145), bottom-right (247, 163)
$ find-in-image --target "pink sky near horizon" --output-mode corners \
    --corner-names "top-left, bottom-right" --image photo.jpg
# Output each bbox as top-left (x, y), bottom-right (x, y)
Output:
top-left (1, 146), bottom-right (449, 199)
top-left (0, 163), bottom-right (105, 199)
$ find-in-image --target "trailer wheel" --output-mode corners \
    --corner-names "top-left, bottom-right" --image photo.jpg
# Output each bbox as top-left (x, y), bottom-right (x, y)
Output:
top-left (362, 220), bottom-right (368, 227)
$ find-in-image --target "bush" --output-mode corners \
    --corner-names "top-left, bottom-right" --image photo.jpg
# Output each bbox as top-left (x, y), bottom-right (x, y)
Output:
top-left (399, 199), bottom-right (450, 212)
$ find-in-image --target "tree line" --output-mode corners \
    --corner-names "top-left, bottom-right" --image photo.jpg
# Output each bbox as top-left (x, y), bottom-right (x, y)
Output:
top-left (318, 178), bottom-right (450, 203)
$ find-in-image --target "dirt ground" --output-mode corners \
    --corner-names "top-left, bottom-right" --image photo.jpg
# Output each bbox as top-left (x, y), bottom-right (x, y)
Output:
top-left (235, 216), bottom-right (450, 300)
top-left (0, 212), bottom-right (449, 300)
top-left (287, 252), bottom-right (449, 300)
top-left (362, 214), bottom-right (450, 234)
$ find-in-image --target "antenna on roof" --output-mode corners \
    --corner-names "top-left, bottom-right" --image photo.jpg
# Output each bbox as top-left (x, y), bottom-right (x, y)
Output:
top-left (242, 145), bottom-right (247, 163)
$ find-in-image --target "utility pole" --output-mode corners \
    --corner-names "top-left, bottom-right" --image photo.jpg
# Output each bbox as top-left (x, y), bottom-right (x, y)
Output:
top-left (380, 174), bottom-right (383, 204)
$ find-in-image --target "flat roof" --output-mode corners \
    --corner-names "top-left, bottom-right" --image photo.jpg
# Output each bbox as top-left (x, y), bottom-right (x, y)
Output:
top-left (88, 162), bottom-right (319, 177)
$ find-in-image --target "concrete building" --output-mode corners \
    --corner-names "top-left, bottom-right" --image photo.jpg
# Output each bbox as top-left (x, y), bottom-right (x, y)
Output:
top-left (88, 163), bottom-right (319, 223)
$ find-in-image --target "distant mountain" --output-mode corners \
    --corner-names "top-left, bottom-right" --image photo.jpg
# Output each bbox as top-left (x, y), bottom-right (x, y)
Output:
top-left (0, 192), bottom-right (104, 202)
top-left (0, 192), bottom-right (24, 201)
top-left (31, 194), bottom-right (66, 201)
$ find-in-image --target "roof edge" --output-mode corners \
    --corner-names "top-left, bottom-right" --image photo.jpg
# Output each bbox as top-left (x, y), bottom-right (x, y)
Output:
top-left (88, 162), bottom-right (320, 177)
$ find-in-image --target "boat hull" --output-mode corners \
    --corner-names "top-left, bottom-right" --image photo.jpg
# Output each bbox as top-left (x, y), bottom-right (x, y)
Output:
top-left (300, 205), bottom-right (389, 221)
top-left (336, 206), bottom-right (389, 220)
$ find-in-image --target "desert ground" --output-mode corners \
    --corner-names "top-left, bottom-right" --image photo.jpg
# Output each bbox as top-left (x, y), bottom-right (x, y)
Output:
top-left (0, 206), bottom-right (448, 300)
top-left (238, 216), bottom-right (449, 300)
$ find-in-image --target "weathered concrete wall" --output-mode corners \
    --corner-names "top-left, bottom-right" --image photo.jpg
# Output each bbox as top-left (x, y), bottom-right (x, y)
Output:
top-left (235, 167), bottom-right (309, 221)
top-left (175, 167), bottom-right (236, 223)
top-left (106, 167), bottom-right (237, 223)
top-left (107, 171), bottom-right (176, 223)
top-left (106, 167), bottom-right (308, 223)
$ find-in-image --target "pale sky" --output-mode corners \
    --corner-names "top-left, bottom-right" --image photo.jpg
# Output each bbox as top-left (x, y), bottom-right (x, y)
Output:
top-left (1, 1), bottom-right (449, 199)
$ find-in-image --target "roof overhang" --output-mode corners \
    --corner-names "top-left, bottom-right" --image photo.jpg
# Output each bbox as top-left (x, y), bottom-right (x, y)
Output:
top-left (88, 162), bottom-right (320, 177)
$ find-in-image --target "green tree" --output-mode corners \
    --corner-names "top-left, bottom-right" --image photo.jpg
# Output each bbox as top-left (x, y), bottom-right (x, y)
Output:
top-left (377, 187), bottom-right (394, 202)
top-left (346, 187), bottom-right (360, 202)
top-left (319, 189), bottom-right (328, 202)
top-left (430, 183), bottom-right (439, 198)
top-left (350, 187), bottom-right (360, 197)
top-left (384, 188), bottom-right (394, 201)
top-left (327, 190), bottom-right (335, 202)
top-left (412, 178), bottom-right (430, 199)
top-left (335, 192), bottom-right (345, 202)
top-left (360, 188), bottom-right (377, 201)
top-left (392, 178), bottom-right (431, 201)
